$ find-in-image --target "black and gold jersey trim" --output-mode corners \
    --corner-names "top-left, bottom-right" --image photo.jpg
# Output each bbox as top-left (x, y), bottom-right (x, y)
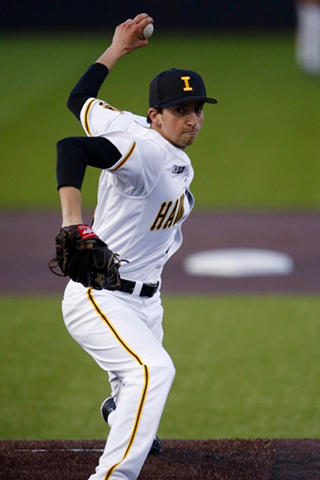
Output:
top-left (86, 288), bottom-right (149, 479)
top-left (109, 141), bottom-right (136, 172)
top-left (84, 98), bottom-right (95, 136)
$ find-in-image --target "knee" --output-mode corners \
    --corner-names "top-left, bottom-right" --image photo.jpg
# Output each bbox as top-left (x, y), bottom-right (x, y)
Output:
top-left (164, 356), bottom-right (176, 383)
top-left (148, 353), bottom-right (176, 388)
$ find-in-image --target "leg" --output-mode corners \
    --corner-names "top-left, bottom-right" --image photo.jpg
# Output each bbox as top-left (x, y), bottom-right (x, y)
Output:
top-left (62, 283), bottom-right (175, 480)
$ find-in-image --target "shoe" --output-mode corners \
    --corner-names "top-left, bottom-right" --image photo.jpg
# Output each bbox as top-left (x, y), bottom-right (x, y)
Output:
top-left (100, 396), bottom-right (162, 455)
top-left (149, 435), bottom-right (162, 455)
top-left (100, 396), bottom-right (116, 424)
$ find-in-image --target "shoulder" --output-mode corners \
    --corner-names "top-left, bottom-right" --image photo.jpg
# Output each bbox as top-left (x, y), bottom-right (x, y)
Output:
top-left (80, 97), bottom-right (149, 137)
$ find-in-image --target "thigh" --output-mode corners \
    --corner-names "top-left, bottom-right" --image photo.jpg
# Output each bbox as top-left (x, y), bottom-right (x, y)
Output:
top-left (62, 281), bottom-right (170, 375)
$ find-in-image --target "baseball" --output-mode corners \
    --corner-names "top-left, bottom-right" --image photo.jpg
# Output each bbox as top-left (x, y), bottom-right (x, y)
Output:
top-left (142, 23), bottom-right (154, 39)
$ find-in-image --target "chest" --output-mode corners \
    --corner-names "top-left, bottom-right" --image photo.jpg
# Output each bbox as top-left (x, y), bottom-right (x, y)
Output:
top-left (147, 161), bottom-right (194, 232)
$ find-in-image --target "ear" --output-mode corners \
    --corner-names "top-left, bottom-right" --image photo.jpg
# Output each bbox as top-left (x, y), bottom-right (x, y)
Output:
top-left (148, 107), bottom-right (162, 127)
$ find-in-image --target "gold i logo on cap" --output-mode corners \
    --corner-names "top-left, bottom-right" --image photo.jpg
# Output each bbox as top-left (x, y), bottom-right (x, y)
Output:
top-left (181, 76), bottom-right (193, 92)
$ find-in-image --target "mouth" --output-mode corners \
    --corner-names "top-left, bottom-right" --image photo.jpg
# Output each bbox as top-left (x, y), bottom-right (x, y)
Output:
top-left (184, 130), bottom-right (199, 136)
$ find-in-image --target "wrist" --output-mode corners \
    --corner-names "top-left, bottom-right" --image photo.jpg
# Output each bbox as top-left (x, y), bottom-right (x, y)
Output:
top-left (96, 45), bottom-right (123, 70)
top-left (62, 218), bottom-right (83, 228)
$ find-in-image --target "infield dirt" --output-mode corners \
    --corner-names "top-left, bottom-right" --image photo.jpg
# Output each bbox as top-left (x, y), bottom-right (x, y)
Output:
top-left (1, 439), bottom-right (320, 479)
top-left (1, 210), bottom-right (319, 295)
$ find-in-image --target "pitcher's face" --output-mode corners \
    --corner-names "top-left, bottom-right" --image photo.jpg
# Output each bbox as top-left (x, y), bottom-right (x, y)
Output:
top-left (149, 101), bottom-right (204, 149)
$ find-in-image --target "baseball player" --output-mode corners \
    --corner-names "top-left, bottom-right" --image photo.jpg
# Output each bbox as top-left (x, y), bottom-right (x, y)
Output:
top-left (54, 13), bottom-right (217, 480)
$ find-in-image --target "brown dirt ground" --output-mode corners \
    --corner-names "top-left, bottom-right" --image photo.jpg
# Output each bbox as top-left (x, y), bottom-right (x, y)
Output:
top-left (1, 210), bottom-right (320, 295)
top-left (1, 439), bottom-right (320, 479)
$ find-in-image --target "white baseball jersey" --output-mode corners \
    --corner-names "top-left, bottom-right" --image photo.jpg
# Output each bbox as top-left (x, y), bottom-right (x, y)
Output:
top-left (80, 97), bottom-right (195, 283)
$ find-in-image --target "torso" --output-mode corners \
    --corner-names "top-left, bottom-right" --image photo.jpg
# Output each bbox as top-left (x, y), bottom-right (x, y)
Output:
top-left (81, 99), bottom-right (195, 282)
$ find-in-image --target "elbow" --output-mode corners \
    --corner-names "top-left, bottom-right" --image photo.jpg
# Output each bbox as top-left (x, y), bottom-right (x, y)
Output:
top-left (57, 137), bottom-right (73, 152)
top-left (67, 94), bottom-right (81, 119)
top-left (56, 137), bottom-right (86, 191)
top-left (66, 94), bottom-right (73, 112)
top-left (67, 93), bottom-right (89, 120)
top-left (56, 137), bottom-right (79, 159)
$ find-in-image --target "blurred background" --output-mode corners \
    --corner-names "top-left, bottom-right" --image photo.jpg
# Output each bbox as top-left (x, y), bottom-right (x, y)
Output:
top-left (1, 0), bottom-right (320, 442)
top-left (1, 1), bottom-right (296, 30)
top-left (1, 0), bottom-right (319, 210)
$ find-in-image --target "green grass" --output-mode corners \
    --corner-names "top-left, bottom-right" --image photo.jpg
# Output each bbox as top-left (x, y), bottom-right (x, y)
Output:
top-left (1, 295), bottom-right (320, 440)
top-left (2, 31), bottom-right (320, 210)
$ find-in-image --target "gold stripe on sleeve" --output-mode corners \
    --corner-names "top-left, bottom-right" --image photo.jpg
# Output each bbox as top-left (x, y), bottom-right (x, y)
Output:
top-left (86, 288), bottom-right (149, 479)
top-left (84, 98), bottom-right (95, 136)
top-left (109, 141), bottom-right (136, 172)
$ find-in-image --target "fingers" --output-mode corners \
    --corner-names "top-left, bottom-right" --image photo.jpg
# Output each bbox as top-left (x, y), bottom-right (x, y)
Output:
top-left (130, 13), bottom-right (153, 43)
top-left (135, 13), bottom-right (153, 31)
top-left (119, 13), bottom-right (153, 29)
top-left (128, 13), bottom-right (153, 33)
top-left (132, 12), bottom-right (152, 24)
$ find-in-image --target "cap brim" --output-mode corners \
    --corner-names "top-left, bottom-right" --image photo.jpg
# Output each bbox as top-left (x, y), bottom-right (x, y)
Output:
top-left (154, 96), bottom-right (218, 108)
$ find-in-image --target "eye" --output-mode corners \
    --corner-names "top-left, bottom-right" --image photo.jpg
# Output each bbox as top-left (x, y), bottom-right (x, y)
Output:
top-left (175, 106), bottom-right (186, 115)
top-left (195, 105), bottom-right (203, 115)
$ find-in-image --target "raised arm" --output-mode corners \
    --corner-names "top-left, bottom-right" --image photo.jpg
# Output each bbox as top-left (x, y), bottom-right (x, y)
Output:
top-left (61, 12), bottom-right (153, 225)
top-left (67, 13), bottom-right (153, 119)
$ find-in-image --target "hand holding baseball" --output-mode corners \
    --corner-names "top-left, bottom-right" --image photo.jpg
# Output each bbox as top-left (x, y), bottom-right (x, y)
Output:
top-left (96, 13), bottom-right (154, 70)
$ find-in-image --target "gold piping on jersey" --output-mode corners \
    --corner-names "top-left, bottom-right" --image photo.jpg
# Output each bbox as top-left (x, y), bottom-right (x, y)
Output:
top-left (84, 98), bottom-right (96, 136)
top-left (109, 141), bottom-right (136, 172)
top-left (86, 288), bottom-right (149, 479)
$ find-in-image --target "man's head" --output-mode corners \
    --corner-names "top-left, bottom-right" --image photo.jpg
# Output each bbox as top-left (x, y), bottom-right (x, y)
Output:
top-left (147, 68), bottom-right (217, 149)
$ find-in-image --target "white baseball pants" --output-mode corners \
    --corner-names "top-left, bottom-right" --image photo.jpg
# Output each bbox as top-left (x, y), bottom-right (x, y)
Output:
top-left (62, 280), bottom-right (175, 480)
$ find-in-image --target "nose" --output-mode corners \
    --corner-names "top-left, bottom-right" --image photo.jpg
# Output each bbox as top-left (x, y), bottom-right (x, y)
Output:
top-left (186, 112), bottom-right (198, 127)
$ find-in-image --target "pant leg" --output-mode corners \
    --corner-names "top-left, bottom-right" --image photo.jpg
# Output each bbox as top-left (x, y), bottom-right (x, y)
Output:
top-left (62, 281), bottom-right (175, 480)
top-left (106, 292), bottom-right (164, 425)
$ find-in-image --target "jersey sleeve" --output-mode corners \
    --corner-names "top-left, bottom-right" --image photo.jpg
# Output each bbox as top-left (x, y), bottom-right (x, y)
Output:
top-left (101, 131), bottom-right (162, 197)
top-left (80, 97), bottom-right (124, 136)
top-left (80, 97), bottom-right (148, 137)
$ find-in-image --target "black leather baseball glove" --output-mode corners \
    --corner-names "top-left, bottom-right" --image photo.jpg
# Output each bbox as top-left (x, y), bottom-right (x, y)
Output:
top-left (48, 224), bottom-right (122, 290)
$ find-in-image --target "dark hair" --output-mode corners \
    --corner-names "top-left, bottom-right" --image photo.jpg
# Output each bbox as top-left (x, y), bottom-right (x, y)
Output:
top-left (147, 107), bottom-right (163, 124)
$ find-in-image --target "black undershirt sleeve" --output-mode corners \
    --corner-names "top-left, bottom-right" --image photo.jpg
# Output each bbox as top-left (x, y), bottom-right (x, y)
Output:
top-left (67, 63), bottom-right (109, 120)
top-left (56, 136), bottom-right (121, 190)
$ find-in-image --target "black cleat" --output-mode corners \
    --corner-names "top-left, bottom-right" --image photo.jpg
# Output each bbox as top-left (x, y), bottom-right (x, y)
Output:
top-left (149, 435), bottom-right (162, 455)
top-left (100, 396), bottom-right (116, 424)
top-left (100, 396), bottom-right (162, 455)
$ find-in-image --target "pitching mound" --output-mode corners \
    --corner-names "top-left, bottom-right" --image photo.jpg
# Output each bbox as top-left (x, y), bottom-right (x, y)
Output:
top-left (1, 439), bottom-right (320, 479)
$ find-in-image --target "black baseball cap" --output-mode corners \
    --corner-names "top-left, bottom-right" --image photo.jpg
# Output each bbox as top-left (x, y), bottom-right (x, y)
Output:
top-left (149, 68), bottom-right (217, 108)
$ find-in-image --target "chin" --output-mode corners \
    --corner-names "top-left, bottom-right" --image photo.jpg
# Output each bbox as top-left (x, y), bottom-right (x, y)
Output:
top-left (185, 138), bottom-right (195, 147)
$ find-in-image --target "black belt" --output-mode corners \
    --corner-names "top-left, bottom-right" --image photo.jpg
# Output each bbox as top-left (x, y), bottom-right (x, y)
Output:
top-left (116, 278), bottom-right (159, 298)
